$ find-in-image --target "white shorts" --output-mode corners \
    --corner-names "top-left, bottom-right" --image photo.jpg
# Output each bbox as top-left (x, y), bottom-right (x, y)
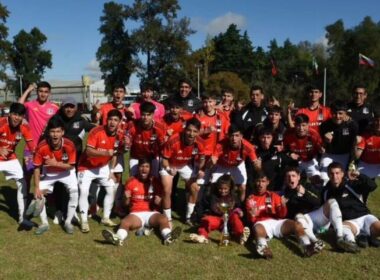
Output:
top-left (0, 159), bottom-right (23, 180)
top-left (159, 165), bottom-right (196, 181)
top-left (211, 162), bottom-right (247, 185)
top-left (299, 158), bottom-right (320, 178)
top-left (305, 206), bottom-right (330, 232)
top-left (110, 154), bottom-right (124, 173)
top-left (130, 157), bottom-right (159, 177)
top-left (346, 214), bottom-right (379, 236)
top-left (78, 165), bottom-right (116, 189)
top-left (255, 218), bottom-right (287, 240)
top-left (358, 161), bottom-right (380, 179)
top-left (320, 153), bottom-right (349, 182)
top-left (130, 211), bottom-right (159, 229)
top-left (39, 169), bottom-right (78, 193)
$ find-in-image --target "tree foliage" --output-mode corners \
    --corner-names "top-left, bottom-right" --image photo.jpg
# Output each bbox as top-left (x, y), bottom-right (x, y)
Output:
top-left (96, 1), bottom-right (135, 94)
top-left (207, 71), bottom-right (250, 101)
top-left (9, 27), bottom-right (52, 87)
top-left (0, 3), bottom-right (11, 83)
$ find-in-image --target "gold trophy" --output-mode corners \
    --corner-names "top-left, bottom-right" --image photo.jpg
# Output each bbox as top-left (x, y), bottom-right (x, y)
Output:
top-left (219, 202), bottom-right (232, 246)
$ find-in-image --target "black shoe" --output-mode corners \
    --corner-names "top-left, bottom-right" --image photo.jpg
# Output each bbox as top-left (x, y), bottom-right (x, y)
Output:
top-left (369, 236), bottom-right (380, 248)
top-left (356, 233), bottom-right (369, 248)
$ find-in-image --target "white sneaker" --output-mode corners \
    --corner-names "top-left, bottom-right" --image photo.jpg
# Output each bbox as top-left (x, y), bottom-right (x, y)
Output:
top-left (81, 221), bottom-right (90, 233)
top-left (102, 229), bottom-right (123, 246)
top-left (189, 233), bottom-right (209, 244)
top-left (240, 227), bottom-right (251, 245)
top-left (64, 222), bottom-right (74, 234)
top-left (101, 218), bottom-right (117, 227)
top-left (164, 226), bottom-right (182, 245)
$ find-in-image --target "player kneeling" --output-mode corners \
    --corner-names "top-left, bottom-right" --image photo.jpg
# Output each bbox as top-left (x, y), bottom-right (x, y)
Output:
top-left (246, 173), bottom-right (312, 259)
top-left (102, 159), bottom-right (182, 246)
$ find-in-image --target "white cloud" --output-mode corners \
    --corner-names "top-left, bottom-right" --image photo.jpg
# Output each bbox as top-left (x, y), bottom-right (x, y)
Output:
top-left (315, 35), bottom-right (329, 48)
top-left (84, 59), bottom-right (102, 80)
top-left (204, 12), bottom-right (247, 36)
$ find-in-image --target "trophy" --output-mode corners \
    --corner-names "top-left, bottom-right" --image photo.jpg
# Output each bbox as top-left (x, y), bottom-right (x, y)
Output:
top-left (219, 202), bottom-right (232, 246)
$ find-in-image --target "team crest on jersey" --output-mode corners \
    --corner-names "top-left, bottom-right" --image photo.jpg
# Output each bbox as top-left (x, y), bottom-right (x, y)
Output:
top-left (342, 128), bottom-right (349, 136)
top-left (1, 132), bottom-right (6, 137)
top-left (47, 108), bottom-right (54, 115)
top-left (363, 107), bottom-right (369, 114)
top-left (15, 132), bottom-right (22, 140)
top-left (101, 140), bottom-right (106, 144)
top-left (73, 122), bottom-right (80, 129)
top-left (62, 152), bottom-right (68, 162)
top-left (188, 100), bottom-right (193, 107)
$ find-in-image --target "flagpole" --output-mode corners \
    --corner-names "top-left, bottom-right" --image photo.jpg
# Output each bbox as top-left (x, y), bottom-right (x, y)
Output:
top-left (323, 67), bottom-right (327, 106)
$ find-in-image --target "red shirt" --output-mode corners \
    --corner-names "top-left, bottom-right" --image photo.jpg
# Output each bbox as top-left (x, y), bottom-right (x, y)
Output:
top-left (162, 111), bottom-right (193, 137)
top-left (245, 191), bottom-right (287, 224)
top-left (357, 133), bottom-right (380, 164)
top-left (126, 120), bottom-right (166, 159)
top-left (33, 138), bottom-right (76, 175)
top-left (97, 102), bottom-right (129, 126)
top-left (283, 127), bottom-right (322, 162)
top-left (0, 117), bottom-right (34, 161)
top-left (296, 105), bottom-right (332, 133)
top-left (196, 111), bottom-right (230, 155)
top-left (125, 176), bottom-right (162, 212)
top-left (213, 138), bottom-right (257, 167)
top-left (78, 126), bottom-right (123, 171)
top-left (161, 133), bottom-right (206, 167)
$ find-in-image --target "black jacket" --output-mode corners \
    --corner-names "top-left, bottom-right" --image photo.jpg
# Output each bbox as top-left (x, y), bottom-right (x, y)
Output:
top-left (347, 102), bottom-right (374, 134)
top-left (322, 174), bottom-right (377, 220)
top-left (164, 92), bottom-right (202, 114)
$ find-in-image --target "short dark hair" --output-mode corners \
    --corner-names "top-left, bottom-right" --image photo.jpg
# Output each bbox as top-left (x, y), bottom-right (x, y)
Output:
top-left (140, 82), bottom-right (154, 92)
top-left (327, 161), bottom-right (344, 173)
top-left (138, 158), bottom-right (152, 167)
top-left (107, 109), bottom-right (122, 120)
top-left (167, 98), bottom-right (182, 108)
top-left (113, 84), bottom-right (126, 92)
top-left (284, 166), bottom-right (301, 175)
top-left (294, 113), bottom-right (309, 124)
top-left (179, 78), bottom-right (193, 88)
top-left (331, 100), bottom-right (348, 113)
top-left (250, 85), bottom-right (263, 93)
top-left (268, 105), bottom-right (282, 114)
top-left (306, 84), bottom-right (322, 92)
top-left (222, 87), bottom-right (235, 95)
top-left (46, 115), bottom-right (64, 131)
top-left (352, 84), bottom-right (366, 92)
top-left (228, 124), bottom-right (242, 135)
top-left (254, 171), bottom-right (269, 181)
top-left (140, 101), bottom-right (156, 114)
top-left (10, 103), bottom-right (26, 115)
top-left (185, 117), bottom-right (201, 130)
top-left (201, 92), bottom-right (218, 100)
top-left (37, 81), bottom-right (51, 90)
top-left (257, 127), bottom-right (274, 137)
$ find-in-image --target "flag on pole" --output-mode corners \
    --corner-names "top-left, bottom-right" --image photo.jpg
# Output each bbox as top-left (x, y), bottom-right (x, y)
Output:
top-left (359, 53), bottom-right (375, 67)
top-left (312, 56), bottom-right (319, 75)
top-left (270, 56), bottom-right (278, 76)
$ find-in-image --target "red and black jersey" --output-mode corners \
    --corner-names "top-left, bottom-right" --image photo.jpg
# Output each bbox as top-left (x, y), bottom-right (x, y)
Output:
top-left (162, 111), bottom-right (193, 136)
top-left (357, 133), bottom-right (380, 164)
top-left (161, 133), bottom-right (206, 167)
top-left (283, 127), bottom-right (322, 161)
top-left (296, 105), bottom-right (332, 133)
top-left (0, 117), bottom-right (34, 161)
top-left (213, 138), bottom-right (257, 167)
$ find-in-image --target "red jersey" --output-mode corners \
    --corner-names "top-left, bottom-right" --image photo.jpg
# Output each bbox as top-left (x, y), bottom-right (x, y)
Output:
top-left (97, 102), bottom-right (129, 126)
top-left (196, 111), bottom-right (230, 155)
top-left (213, 138), bottom-right (257, 167)
top-left (162, 111), bottom-right (193, 137)
top-left (78, 126), bottom-right (123, 171)
top-left (126, 120), bottom-right (166, 159)
top-left (161, 133), bottom-right (206, 167)
top-left (296, 105), bottom-right (332, 133)
top-left (357, 133), bottom-right (380, 164)
top-left (245, 191), bottom-right (287, 224)
top-left (0, 117), bottom-right (34, 161)
top-left (125, 176), bottom-right (162, 212)
top-left (283, 127), bottom-right (322, 162)
top-left (33, 138), bottom-right (76, 175)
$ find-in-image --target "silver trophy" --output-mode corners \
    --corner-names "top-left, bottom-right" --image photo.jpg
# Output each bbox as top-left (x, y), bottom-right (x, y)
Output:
top-left (219, 202), bottom-right (232, 246)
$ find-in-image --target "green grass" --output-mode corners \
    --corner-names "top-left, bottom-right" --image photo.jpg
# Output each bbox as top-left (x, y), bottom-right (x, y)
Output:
top-left (1, 142), bottom-right (380, 279)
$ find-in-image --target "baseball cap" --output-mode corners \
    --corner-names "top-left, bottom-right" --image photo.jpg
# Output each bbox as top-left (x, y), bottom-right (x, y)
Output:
top-left (62, 97), bottom-right (77, 107)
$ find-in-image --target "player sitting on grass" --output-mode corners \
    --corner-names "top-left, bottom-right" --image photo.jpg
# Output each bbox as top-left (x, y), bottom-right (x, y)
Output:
top-left (189, 174), bottom-right (250, 245)
top-left (102, 158), bottom-right (182, 246)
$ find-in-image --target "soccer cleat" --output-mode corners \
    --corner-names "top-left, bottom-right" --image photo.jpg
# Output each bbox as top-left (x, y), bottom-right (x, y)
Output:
top-left (189, 233), bottom-right (209, 244)
top-left (356, 233), bottom-right (369, 248)
top-left (35, 224), bottom-right (49, 235)
top-left (336, 238), bottom-right (360, 253)
top-left (369, 236), bottom-right (380, 248)
top-left (18, 219), bottom-right (34, 231)
top-left (101, 218), bottom-right (117, 227)
top-left (240, 227), bottom-right (251, 245)
top-left (64, 222), bottom-right (74, 234)
top-left (303, 244), bottom-right (318, 257)
top-left (53, 211), bottom-right (63, 225)
top-left (81, 222), bottom-right (90, 233)
top-left (256, 245), bottom-right (273, 259)
top-left (313, 239), bottom-right (325, 252)
top-left (102, 229), bottom-right (123, 246)
top-left (164, 226), bottom-right (182, 245)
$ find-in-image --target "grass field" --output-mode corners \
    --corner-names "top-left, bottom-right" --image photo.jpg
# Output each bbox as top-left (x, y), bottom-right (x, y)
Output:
top-left (1, 143), bottom-right (380, 279)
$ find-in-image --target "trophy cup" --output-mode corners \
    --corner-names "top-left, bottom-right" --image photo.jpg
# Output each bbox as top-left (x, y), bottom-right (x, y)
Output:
top-left (219, 202), bottom-right (232, 246)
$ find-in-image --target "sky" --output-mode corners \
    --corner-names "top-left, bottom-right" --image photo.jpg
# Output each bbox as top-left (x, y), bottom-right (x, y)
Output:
top-left (2, 0), bottom-right (380, 88)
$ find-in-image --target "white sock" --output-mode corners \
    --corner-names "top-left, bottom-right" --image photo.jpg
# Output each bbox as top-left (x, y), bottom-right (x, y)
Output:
top-left (116, 229), bottom-right (128, 241)
top-left (186, 203), bottom-right (195, 219)
top-left (40, 205), bottom-right (49, 225)
top-left (329, 199), bottom-right (343, 238)
top-left (257, 237), bottom-right (267, 247)
top-left (15, 179), bottom-right (27, 221)
top-left (161, 228), bottom-right (171, 239)
top-left (342, 225), bottom-right (356, 242)
top-left (296, 214), bottom-right (318, 242)
top-left (163, 208), bottom-right (172, 221)
top-left (103, 184), bottom-right (116, 219)
top-left (79, 183), bottom-right (90, 221)
top-left (66, 189), bottom-right (79, 224)
top-left (299, 235), bottom-right (311, 246)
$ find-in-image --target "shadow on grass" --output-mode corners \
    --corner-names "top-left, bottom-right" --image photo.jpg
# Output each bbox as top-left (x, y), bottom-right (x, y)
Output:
top-left (279, 237), bottom-right (304, 258)
top-left (0, 185), bottom-right (18, 222)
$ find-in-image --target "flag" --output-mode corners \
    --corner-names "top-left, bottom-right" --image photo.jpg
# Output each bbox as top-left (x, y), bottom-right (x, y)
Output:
top-left (270, 56), bottom-right (278, 76)
top-left (359, 53), bottom-right (375, 67)
top-left (312, 56), bottom-right (319, 75)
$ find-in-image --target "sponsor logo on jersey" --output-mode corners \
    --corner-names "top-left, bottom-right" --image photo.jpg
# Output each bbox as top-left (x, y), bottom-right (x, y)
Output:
top-left (363, 107), bottom-right (369, 114)
top-left (342, 128), bottom-right (350, 136)
top-left (188, 100), bottom-right (193, 107)
top-left (47, 108), bottom-right (54, 115)
top-left (73, 122), bottom-right (80, 129)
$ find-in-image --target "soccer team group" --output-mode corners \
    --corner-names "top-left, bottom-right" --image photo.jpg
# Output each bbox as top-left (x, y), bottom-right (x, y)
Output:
top-left (1, 79), bottom-right (380, 259)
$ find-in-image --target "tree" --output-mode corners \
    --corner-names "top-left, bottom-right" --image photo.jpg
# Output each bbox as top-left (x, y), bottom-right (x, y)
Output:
top-left (96, 1), bottom-right (135, 94)
top-left (126, 0), bottom-right (194, 93)
top-left (9, 27), bottom-right (52, 89)
top-left (206, 71), bottom-right (250, 101)
top-left (0, 3), bottom-right (11, 83)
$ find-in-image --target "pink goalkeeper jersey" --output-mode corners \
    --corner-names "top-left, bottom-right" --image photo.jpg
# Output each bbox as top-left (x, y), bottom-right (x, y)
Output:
top-left (24, 100), bottom-right (59, 147)
top-left (130, 100), bottom-right (165, 121)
